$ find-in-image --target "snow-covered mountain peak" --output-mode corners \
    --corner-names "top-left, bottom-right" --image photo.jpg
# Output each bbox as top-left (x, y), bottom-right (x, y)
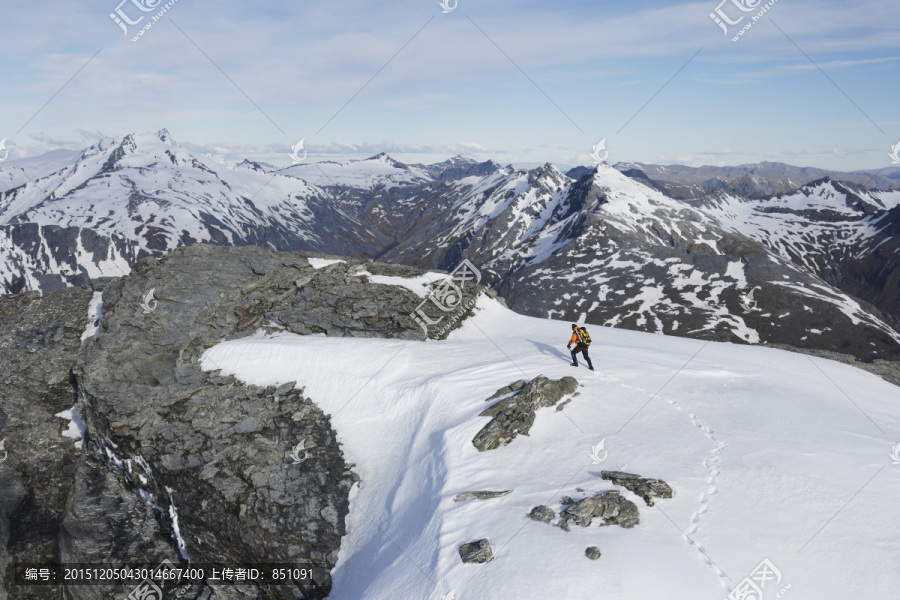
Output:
top-left (367, 151), bottom-right (406, 167)
top-left (277, 152), bottom-right (432, 189)
top-left (234, 158), bottom-right (276, 173)
top-left (523, 162), bottom-right (571, 190)
top-left (589, 162), bottom-right (657, 196)
top-left (81, 137), bottom-right (118, 156)
top-left (156, 128), bottom-right (175, 145)
top-left (101, 130), bottom-right (211, 174)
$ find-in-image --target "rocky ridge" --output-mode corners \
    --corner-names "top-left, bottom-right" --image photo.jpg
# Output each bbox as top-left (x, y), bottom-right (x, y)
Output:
top-left (0, 244), bottom-right (488, 599)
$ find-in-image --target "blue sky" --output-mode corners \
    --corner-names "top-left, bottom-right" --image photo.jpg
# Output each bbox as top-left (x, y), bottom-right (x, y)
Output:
top-left (1, 0), bottom-right (898, 171)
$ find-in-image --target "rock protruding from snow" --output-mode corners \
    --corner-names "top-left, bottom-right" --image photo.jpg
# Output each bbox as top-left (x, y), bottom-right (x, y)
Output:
top-left (529, 505), bottom-right (555, 522)
top-left (558, 490), bottom-right (641, 530)
top-left (585, 546), bottom-right (601, 560)
top-left (484, 379), bottom-right (527, 401)
top-left (454, 490), bottom-right (512, 503)
top-left (601, 471), bottom-right (673, 507)
top-left (473, 375), bottom-right (578, 451)
top-left (458, 539), bottom-right (494, 564)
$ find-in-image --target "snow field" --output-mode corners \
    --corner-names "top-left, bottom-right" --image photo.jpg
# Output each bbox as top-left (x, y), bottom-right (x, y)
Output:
top-left (202, 296), bottom-right (900, 600)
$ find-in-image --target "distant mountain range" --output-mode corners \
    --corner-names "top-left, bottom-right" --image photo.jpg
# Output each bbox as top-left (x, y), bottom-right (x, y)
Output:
top-left (2, 130), bottom-right (898, 360)
top-left (569, 161), bottom-right (900, 200)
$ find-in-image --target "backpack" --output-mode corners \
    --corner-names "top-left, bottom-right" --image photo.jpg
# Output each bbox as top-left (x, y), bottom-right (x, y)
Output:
top-left (576, 327), bottom-right (591, 346)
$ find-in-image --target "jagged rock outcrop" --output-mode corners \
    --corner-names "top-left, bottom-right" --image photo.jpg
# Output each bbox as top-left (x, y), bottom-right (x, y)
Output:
top-left (472, 376), bottom-right (578, 451)
top-left (600, 471), bottom-right (673, 507)
top-left (0, 244), bottom-right (485, 599)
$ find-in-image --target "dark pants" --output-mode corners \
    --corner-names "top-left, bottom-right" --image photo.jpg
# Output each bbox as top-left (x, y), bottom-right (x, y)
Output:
top-left (571, 344), bottom-right (593, 369)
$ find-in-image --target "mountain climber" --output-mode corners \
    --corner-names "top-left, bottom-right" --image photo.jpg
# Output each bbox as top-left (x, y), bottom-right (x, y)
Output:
top-left (567, 324), bottom-right (594, 370)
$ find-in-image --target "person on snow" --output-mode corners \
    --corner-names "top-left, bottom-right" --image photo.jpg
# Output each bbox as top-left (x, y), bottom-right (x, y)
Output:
top-left (567, 323), bottom-right (594, 370)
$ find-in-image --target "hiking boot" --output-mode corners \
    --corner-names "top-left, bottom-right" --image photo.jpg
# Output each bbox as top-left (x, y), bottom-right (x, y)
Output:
top-left (570, 362), bottom-right (578, 367)
top-left (589, 367), bottom-right (595, 371)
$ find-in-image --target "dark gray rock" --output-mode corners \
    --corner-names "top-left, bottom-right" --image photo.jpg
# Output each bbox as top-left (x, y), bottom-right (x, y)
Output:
top-left (529, 505), bottom-right (555, 522)
top-left (601, 471), bottom-right (673, 506)
top-left (459, 539), bottom-right (494, 564)
top-left (454, 490), bottom-right (511, 503)
top-left (558, 491), bottom-right (640, 530)
top-left (0, 285), bottom-right (101, 599)
top-left (585, 546), bottom-right (601, 560)
top-left (273, 381), bottom-right (296, 397)
top-left (473, 375), bottom-right (578, 451)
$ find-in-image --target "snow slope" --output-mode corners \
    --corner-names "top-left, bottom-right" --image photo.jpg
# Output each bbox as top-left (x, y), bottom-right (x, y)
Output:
top-left (202, 296), bottom-right (900, 600)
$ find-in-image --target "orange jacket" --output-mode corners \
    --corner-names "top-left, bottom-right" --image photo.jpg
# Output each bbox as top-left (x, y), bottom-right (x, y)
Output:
top-left (569, 330), bottom-right (580, 345)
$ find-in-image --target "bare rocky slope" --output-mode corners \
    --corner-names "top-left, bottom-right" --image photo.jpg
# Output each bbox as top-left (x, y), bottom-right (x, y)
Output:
top-left (0, 244), bottom-right (483, 599)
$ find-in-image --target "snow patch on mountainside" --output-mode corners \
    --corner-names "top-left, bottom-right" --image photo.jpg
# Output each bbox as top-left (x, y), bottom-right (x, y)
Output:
top-left (354, 270), bottom-right (444, 298)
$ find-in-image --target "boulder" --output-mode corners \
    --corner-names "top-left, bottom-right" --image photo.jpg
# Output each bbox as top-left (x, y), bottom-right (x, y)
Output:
top-left (529, 505), bottom-right (555, 522)
top-left (459, 539), bottom-right (494, 564)
top-left (558, 491), bottom-right (640, 530)
top-left (585, 546), bottom-right (601, 560)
